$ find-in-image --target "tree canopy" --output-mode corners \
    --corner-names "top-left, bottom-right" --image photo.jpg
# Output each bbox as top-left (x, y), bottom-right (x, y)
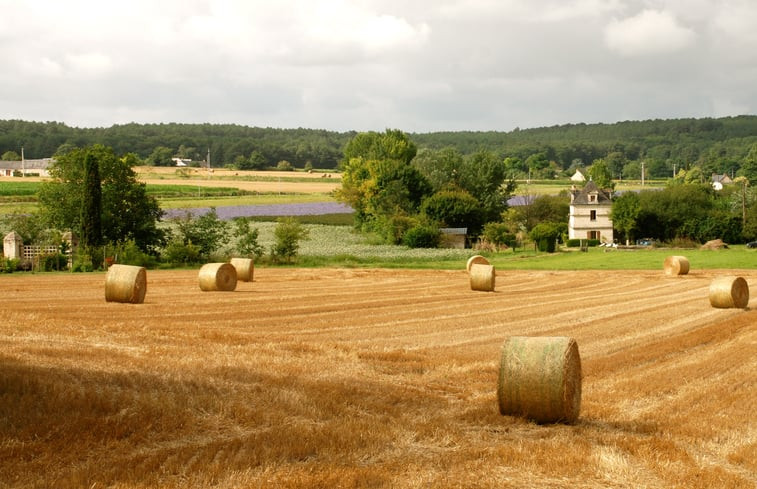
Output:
top-left (3, 116), bottom-right (757, 176)
top-left (38, 144), bottom-right (165, 252)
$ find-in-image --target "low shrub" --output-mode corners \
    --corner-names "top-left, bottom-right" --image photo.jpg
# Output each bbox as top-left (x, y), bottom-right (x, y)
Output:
top-left (481, 222), bottom-right (517, 248)
top-left (41, 253), bottom-right (68, 271)
top-left (162, 239), bottom-right (202, 266)
top-left (0, 257), bottom-right (19, 273)
top-left (402, 225), bottom-right (441, 248)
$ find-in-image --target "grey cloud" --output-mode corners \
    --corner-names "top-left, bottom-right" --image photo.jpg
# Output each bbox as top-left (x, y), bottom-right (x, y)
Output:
top-left (0, 1), bottom-right (755, 131)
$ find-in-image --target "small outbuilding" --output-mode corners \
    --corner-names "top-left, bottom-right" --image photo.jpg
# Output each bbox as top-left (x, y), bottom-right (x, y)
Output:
top-left (440, 228), bottom-right (468, 249)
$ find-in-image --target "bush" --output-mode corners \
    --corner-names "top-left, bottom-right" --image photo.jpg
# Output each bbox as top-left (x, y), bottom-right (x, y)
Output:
top-left (171, 208), bottom-right (229, 259)
top-left (375, 215), bottom-right (417, 245)
top-left (421, 189), bottom-right (483, 235)
top-left (233, 218), bottom-right (264, 258)
top-left (537, 237), bottom-right (556, 253)
top-left (109, 240), bottom-right (159, 268)
top-left (0, 258), bottom-right (19, 273)
top-left (162, 239), bottom-right (202, 266)
top-left (529, 221), bottom-right (566, 253)
top-left (71, 258), bottom-right (94, 273)
top-left (402, 225), bottom-right (441, 248)
top-left (271, 217), bottom-right (309, 263)
top-left (481, 222), bottom-right (517, 248)
top-left (566, 239), bottom-right (600, 247)
top-left (41, 253), bottom-right (68, 271)
top-left (276, 160), bottom-right (294, 171)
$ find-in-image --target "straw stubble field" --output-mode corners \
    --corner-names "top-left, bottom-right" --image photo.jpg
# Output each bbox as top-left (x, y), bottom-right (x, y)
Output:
top-left (1, 268), bottom-right (755, 488)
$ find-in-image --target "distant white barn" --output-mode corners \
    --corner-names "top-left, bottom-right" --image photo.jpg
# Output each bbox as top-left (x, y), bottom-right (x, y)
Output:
top-left (570, 169), bottom-right (586, 182)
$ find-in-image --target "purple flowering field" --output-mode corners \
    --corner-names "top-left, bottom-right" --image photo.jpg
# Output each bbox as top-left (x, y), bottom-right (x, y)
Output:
top-left (162, 201), bottom-right (354, 220)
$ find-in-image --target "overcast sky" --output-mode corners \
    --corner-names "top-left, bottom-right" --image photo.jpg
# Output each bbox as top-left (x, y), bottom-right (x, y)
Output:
top-left (1, 0), bottom-right (756, 132)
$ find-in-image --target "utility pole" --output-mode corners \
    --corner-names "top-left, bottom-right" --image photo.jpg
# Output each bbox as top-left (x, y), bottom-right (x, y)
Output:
top-left (21, 146), bottom-right (24, 177)
top-left (641, 161), bottom-right (645, 186)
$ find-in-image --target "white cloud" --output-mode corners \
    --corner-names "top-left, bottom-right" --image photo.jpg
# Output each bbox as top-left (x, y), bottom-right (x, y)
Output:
top-left (64, 53), bottom-right (113, 79)
top-left (604, 9), bottom-right (696, 56)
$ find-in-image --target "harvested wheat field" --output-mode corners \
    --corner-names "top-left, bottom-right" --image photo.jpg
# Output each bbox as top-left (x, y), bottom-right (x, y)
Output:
top-left (1, 268), bottom-right (755, 488)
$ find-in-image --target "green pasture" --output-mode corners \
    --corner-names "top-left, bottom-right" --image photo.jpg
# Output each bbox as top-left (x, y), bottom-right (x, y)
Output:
top-left (224, 221), bottom-right (756, 270)
top-left (514, 179), bottom-right (666, 196)
top-left (296, 244), bottom-right (756, 270)
top-left (0, 181), bottom-right (337, 213)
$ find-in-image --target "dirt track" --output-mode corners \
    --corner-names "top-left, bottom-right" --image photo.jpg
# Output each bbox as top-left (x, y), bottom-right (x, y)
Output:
top-left (1, 268), bottom-right (755, 488)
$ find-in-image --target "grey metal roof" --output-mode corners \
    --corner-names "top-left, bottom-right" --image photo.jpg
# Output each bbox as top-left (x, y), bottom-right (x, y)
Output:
top-left (0, 158), bottom-right (54, 170)
top-left (570, 180), bottom-right (612, 205)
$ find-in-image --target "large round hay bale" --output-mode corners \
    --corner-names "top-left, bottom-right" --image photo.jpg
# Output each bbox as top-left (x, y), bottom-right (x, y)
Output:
top-left (709, 276), bottom-right (749, 309)
top-left (229, 257), bottom-right (254, 282)
top-left (105, 264), bottom-right (147, 304)
top-left (198, 263), bottom-right (237, 292)
top-left (469, 263), bottom-right (495, 292)
top-left (497, 336), bottom-right (582, 424)
top-left (663, 255), bottom-right (690, 276)
top-left (466, 255), bottom-right (490, 272)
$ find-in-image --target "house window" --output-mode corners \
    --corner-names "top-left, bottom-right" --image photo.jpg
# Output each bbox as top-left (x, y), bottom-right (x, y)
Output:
top-left (590, 210), bottom-right (597, 221)
top-left (589, 195), bottom-right (596, 202)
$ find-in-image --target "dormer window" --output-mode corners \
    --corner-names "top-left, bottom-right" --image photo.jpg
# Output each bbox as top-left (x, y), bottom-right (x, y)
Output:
top-left (589, 194), bottom-right (596, 203)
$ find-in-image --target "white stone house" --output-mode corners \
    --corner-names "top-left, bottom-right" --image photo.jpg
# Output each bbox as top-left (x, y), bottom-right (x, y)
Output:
top-left (569, 180), bottom-right (614, 242)
top-left (0, 158), bottom-right (54, 177)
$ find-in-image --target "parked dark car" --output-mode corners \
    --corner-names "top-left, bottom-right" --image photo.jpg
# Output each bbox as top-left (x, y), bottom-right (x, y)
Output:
top-left (747, 241), bottom-right (757, 249)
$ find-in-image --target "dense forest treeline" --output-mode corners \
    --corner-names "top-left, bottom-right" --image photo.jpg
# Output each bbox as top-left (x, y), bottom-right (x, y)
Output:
top-left (1, 116), bottom-right (756, 177)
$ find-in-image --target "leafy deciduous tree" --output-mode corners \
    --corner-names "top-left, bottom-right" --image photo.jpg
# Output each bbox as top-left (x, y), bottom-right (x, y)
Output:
top-left (38, 144), bottom-right (165, 253)
top-left (610, 191), bottom-right (641, 244)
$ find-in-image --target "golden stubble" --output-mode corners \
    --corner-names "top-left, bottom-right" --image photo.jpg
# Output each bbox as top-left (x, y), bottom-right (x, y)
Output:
top-left (0, 269), bottom-right (754, 488)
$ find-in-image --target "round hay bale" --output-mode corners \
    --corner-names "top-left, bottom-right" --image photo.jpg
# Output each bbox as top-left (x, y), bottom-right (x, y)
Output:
top-left (497, 336), bottom-right (582, 424)
top-left (229, 257), bottom-right (254, 282)
top-left (469, 263), bottom-right (495, 292)
top-left (709, 276), bottom-right (749, 309)
top-left (466, 255), bottom-right (490, 272)
top-left (104, 264), bottom-right (147, 304)
top-left (663, 255), bottom-right (690, 276)
top-left (198, 263), bottom-right (237, 292)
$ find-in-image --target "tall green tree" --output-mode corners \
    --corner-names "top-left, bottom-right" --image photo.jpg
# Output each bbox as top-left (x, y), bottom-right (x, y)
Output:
top-left (337, 129), bottom-right (431, 237)
top-left (588, 159), bottom-right (615, 190)
top-left (458, 150), bottom-right (516, 224)
top-left (411, 147), bottom-right (464, 192)
top-left (610, 191), bottom-right (641, 244)
top-left (421, 189), bottom-right (483, 233)
top-left (739, 144), bottom-right (757, 183)
top-left (146, 146), bottom-right (174, 166)
top-left (80, 150), bottom-right (103, 250)
top-left (38, 144), bottom-right (165, 252)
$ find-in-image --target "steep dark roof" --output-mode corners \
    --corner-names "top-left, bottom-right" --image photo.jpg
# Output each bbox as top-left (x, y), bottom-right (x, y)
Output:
top-left (571, 180), bottom-right (612, 205)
